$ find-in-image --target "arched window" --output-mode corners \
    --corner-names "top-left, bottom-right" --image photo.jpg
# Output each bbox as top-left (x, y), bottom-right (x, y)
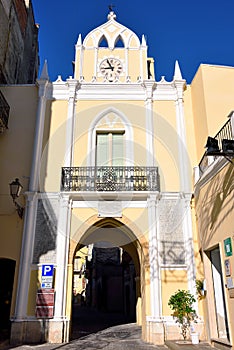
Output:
top-left (88, 108), bottom-right (133, 167)
top-left (114, 35), bottom-right (124, 48)
top-left (98, 36), bottom-right (108, 47)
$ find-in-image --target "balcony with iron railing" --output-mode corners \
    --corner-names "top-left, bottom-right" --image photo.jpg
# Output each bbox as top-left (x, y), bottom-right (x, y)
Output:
top-left (0, 90), bottom-right (10, 133)
top-left (199, 117), bottom-right (234, 174)
top-left (61, 166), bottom-right (160, 193)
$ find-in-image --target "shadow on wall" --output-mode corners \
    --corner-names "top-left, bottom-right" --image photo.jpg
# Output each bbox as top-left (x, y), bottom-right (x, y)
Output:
top-left (198, 164), bottom-right (234, 248)
top-left (32, 198), bottom-right (57, 264)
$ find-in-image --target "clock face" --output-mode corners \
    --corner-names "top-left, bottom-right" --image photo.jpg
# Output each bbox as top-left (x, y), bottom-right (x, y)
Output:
top-left (100, 58), bottom-right (123, 82)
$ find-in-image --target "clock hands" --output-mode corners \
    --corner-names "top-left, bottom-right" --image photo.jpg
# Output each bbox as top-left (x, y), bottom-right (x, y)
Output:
top-left (106, 59), bottom-right (114, 71)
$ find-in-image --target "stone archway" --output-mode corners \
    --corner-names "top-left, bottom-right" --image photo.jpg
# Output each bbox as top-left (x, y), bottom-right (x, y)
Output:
top-left (69, 217), bottom-right (147, 340)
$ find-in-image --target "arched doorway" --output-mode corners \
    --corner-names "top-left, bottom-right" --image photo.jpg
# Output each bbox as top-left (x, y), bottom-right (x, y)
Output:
top-left (0, 258), bottom-right (16, 340)
top-left (71, 219), bottom-right (142, 339)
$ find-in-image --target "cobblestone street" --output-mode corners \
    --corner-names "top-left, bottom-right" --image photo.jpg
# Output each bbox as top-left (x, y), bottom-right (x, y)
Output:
top-left (0, 306), bottom-right (216, 350)
top-left (0, 323), bottom-right (216, 350)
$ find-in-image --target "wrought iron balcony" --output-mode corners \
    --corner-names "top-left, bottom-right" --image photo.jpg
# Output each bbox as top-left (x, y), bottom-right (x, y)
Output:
top-left (0, 90), bottom-right (10, 132)
top-left (61, 166), bottom-right (160, 192)
top-left (199, 118), bottom-right (234, 174)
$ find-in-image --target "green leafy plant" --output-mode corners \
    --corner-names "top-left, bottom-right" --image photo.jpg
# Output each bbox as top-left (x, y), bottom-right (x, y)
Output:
top-left (168, 289), bottom-right (197, 340)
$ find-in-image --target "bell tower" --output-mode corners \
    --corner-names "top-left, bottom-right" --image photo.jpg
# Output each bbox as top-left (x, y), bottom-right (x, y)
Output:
top-left (74, 10), bottom-right (154, 83)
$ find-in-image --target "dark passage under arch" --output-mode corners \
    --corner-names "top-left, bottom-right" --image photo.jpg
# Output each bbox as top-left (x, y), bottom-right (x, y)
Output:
top-left (71, 221), bottom-right (141, 340)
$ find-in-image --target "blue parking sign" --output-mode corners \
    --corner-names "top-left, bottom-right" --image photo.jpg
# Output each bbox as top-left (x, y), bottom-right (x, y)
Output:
top-left (42, 265), bottom-right (54, 277)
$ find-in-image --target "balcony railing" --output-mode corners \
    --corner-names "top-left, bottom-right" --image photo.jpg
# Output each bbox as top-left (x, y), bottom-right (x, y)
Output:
top-left (199, 118), bottom-right (233, 174)
top-left (0, 90), bottom-right (10, 132)
top-left (61, 166), bottom-right (160, 192)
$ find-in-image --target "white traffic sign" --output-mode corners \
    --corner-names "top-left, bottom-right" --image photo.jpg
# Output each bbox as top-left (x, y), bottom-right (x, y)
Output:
top-left (41, 276), bottom-right (53, 283)
top-left (41, 282), bottom-right (53, 289)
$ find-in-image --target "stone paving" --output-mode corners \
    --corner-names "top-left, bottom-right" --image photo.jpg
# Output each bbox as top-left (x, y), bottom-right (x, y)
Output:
top-left (0, 324), bottom-right (216, 350)
top-left (0, 307), bottom-right (217, 350)
top-left (0, 324), bottom-right (166, 350)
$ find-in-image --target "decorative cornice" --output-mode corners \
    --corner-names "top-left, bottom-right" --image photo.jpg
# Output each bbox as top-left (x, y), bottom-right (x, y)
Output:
top-left (50, 78), bottom-right (183, 101)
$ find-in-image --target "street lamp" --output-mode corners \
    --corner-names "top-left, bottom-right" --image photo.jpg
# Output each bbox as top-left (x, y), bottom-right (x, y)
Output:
top-left (9, 178), bottom-right (24, 219)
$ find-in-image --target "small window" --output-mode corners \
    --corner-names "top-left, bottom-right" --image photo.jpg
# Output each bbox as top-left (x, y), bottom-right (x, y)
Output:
top-left (99, 36), bottom-right (108, 47)
top-left (114, 36), bottom-right (124, 48)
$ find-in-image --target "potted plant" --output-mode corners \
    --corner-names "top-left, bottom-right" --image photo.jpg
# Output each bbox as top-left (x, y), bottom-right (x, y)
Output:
top-left (168, 289), bottom-right (197, 340)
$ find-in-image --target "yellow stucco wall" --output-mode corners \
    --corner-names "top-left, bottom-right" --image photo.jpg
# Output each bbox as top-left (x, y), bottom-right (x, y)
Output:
top-left (191, 64), bottom-right (234, 161)
top-left (195, 164), bottom-right (234, 250)
top-left (183, 85), bottom-right (198, 167)
top-left (153, 101), bottom-right (180, 191)
top-left (75, 47), bottom-right (145, 82)
top-left (0, 86), bottom-right (38, 210)
top-left (27, 269), bottom-right (39, 316)
top-left (161, 269), bottom-right (188, 315)
top-left (0, 85), bottom-right (38, 317)
top-left (195, 162), bottom-right (234, 343)
top-left (41, 100), bottom-right (68, 192)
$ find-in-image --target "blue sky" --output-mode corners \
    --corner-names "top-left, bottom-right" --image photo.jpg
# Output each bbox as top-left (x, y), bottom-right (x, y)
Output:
top-left (32, 0), bottom-right (234, 83)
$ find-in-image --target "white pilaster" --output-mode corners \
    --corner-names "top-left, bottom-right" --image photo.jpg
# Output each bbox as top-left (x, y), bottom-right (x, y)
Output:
top-left (173, 67), bottom-right (190, 193)
top-left (125, 48), bottom-right (129, 78)
top-left (64, 79), bottom-right (79, 167)
top-left (140, 35), bottom-right (147, 80)
top-left (14, 192), bottom-right (38, 319)
top-left (144, 81), bottom-right (156, 166)
top-left (14, 66), bottom-right (51, 320)
top-left (30, 63), bottom-right (51, 191)
top-left (94, 47), bottom-right (98, 77)
top-left (54, 195), bottom-right (72, 319)
top-left (183, 194), bottom-right (198, 312)
top-left (148, 194), bottom-right (161, 318)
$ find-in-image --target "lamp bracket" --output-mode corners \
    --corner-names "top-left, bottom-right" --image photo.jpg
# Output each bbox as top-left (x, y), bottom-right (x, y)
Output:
top-left (14, 200), bottom-right (24, 219)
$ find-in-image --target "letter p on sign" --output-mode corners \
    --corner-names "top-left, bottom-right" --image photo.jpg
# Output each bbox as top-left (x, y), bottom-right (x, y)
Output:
top-left (42, 265), bottom-right (54, 277)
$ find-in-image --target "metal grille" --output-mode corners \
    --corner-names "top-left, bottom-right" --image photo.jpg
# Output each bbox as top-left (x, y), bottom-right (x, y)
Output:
top-left (0, 90), bottom-right (10, 132)
top-left (199, 119), bottom-right (233, 174)
top-left (61, 166), bottom-right (160, 192)
top-left (214, 119), bottom-right (233, 149)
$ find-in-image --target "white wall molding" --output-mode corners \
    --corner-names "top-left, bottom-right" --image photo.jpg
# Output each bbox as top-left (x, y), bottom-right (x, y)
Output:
top-left (143, 81), bottom-right (156, 166)
top-left (174, 78), bottom-right (190, 193)
top-left (147, 193), bottom-right (162, 318)
top-left (64, 78), bottom-right (79, 167)
top-left (54, 195), bottom-right (72, 319)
